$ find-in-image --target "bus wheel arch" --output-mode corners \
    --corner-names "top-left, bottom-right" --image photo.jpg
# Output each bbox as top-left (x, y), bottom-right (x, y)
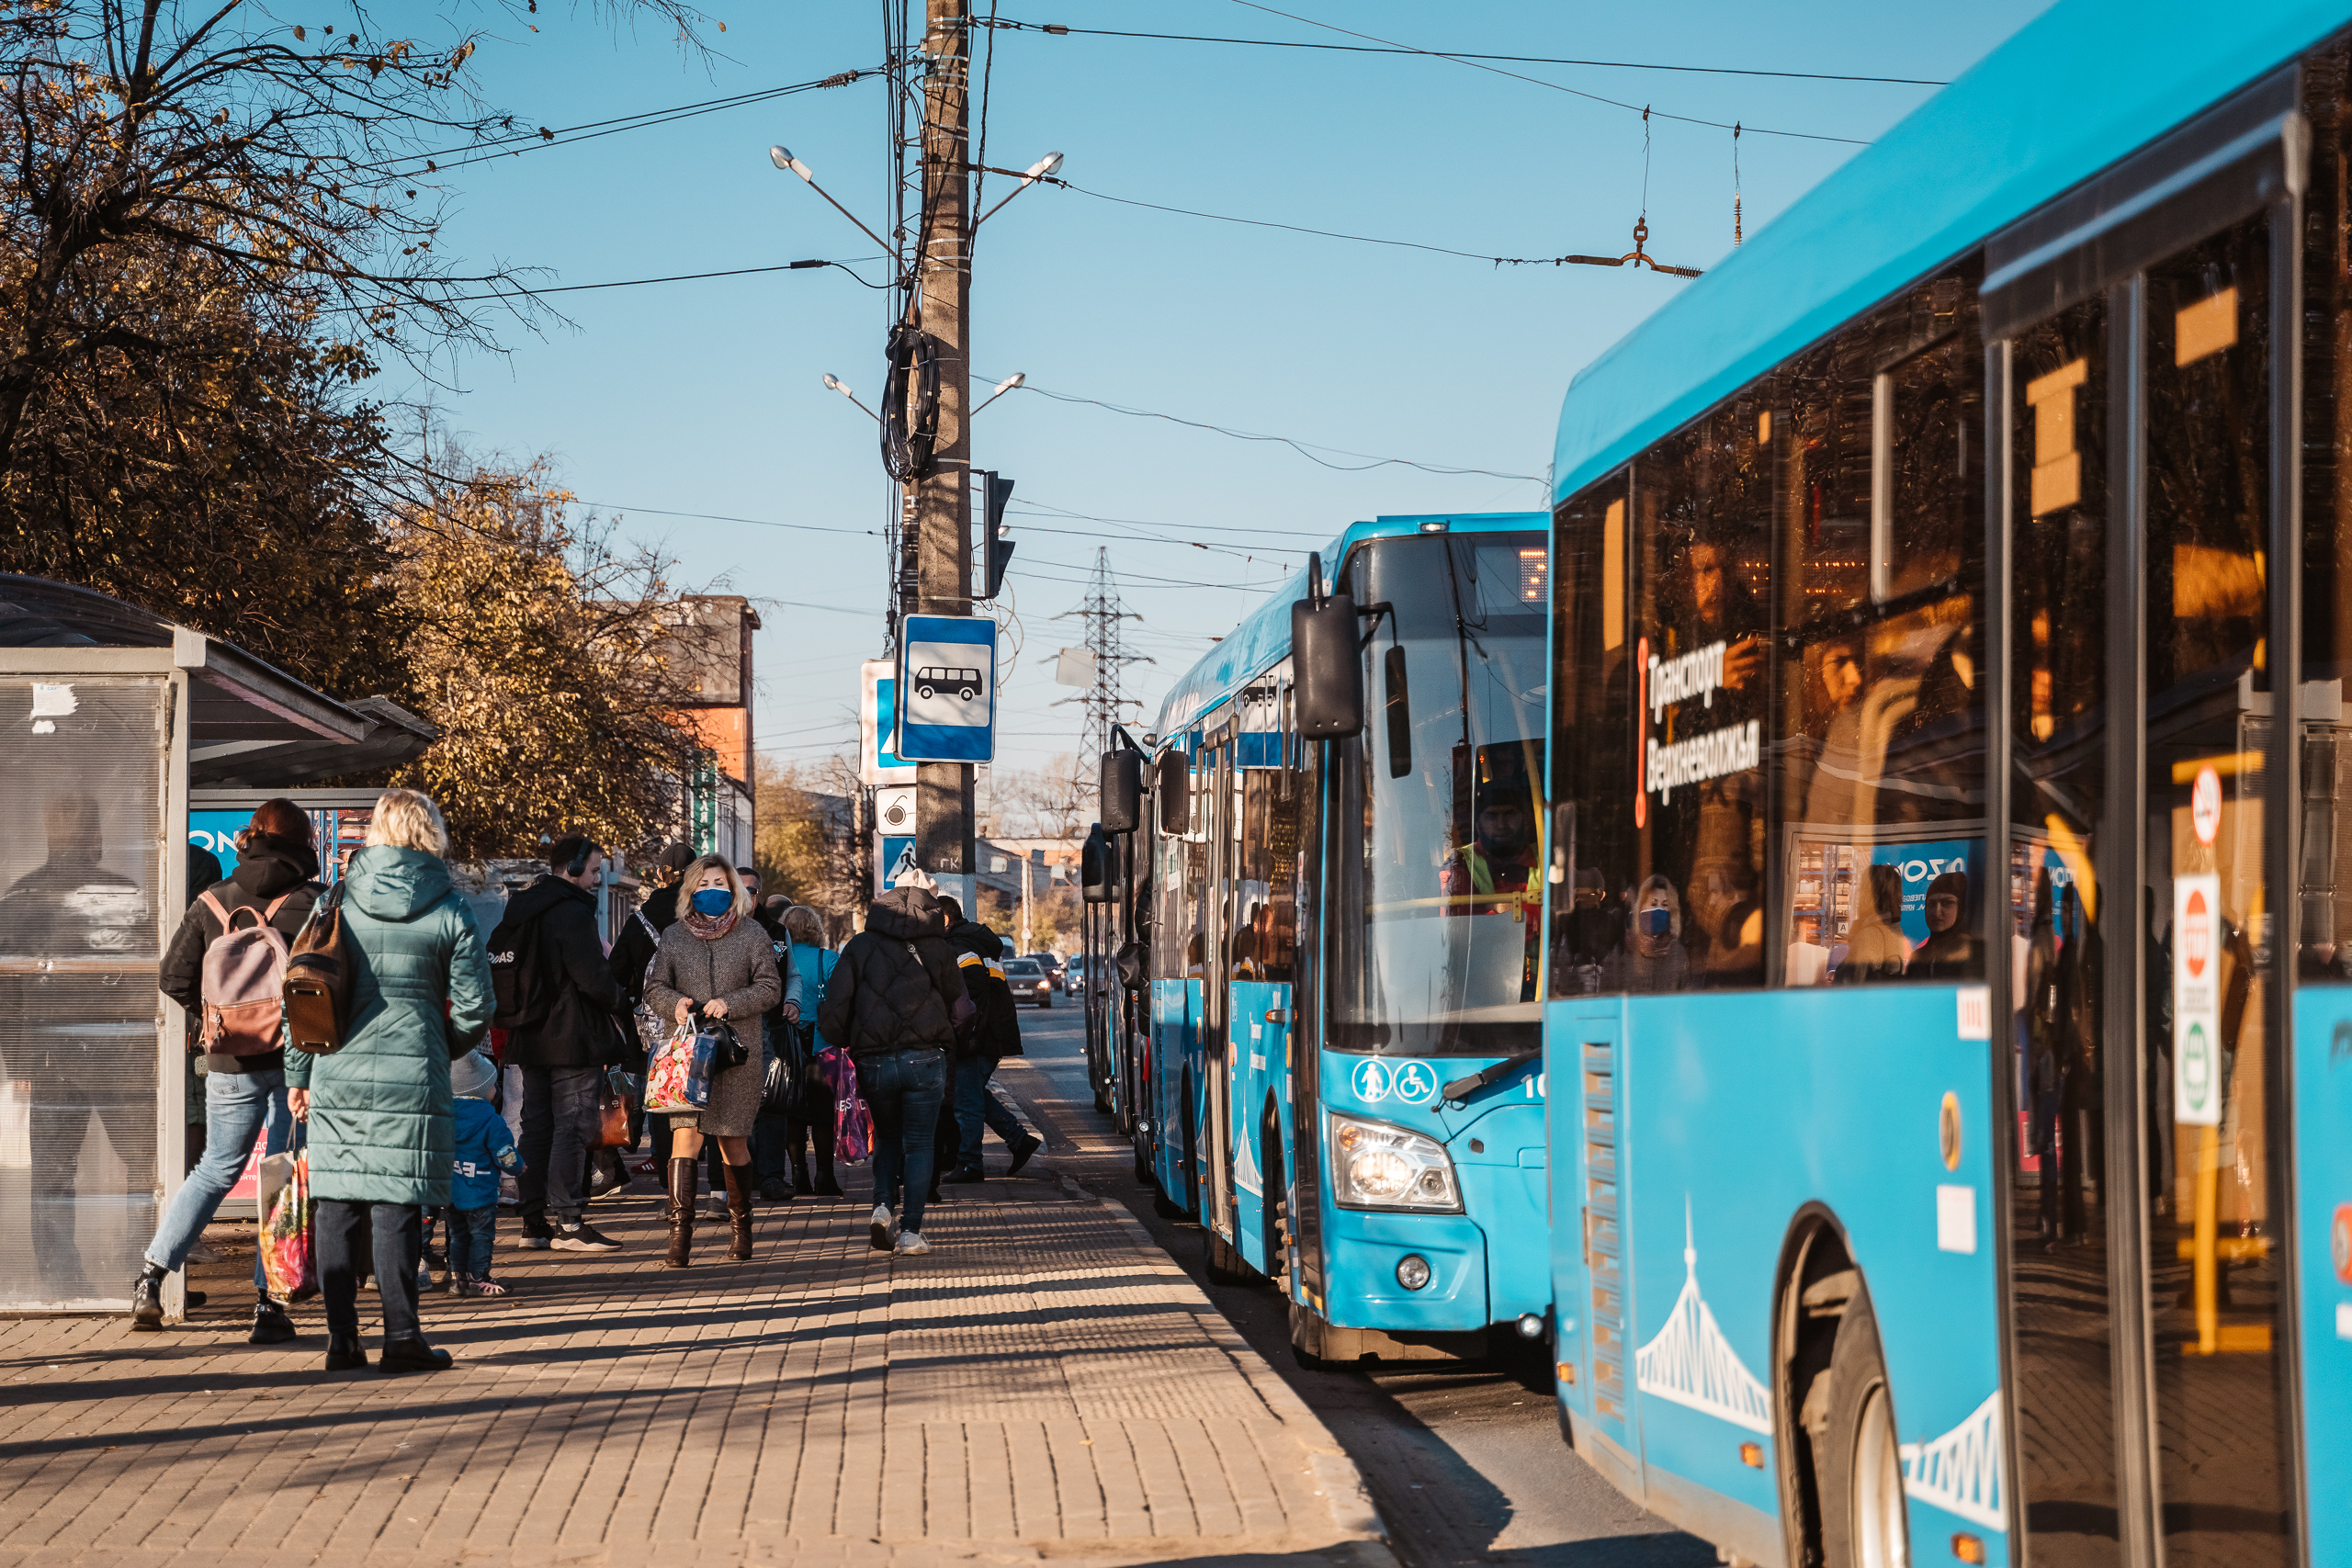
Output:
top-left (1771, 1204), bottom-right (1906, 1568)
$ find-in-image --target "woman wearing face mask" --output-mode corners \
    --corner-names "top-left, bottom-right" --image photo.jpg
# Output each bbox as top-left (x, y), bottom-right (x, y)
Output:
top-left (640, 855), bottom-right (789, 1267)
top-left (1604, 874), bottom-right (1690, 994)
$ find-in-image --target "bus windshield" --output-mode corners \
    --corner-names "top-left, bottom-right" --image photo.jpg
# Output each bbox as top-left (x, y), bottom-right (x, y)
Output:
top-left (1331, 530), bottom-right (1547, 1055)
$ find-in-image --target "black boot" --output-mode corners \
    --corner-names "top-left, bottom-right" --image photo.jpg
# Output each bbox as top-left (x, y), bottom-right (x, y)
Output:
top-left (130, 1264), bottom-right (165, 1332)
top-left (324, 1336), bottom-right (368, 1371)
top-left (249, 1298), bottom-right (298, 1345)
top-left (665, 1157), bottom-right (695, 1269)
top-left (722, 1161), bottom-right (755, 1261)
top-left (790, 1152), bottom-right (813, 1196)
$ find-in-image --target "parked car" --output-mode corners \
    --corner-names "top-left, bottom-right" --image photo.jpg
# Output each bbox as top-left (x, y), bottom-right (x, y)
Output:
top-left (1004, 957), bottom-right (1055, 1008)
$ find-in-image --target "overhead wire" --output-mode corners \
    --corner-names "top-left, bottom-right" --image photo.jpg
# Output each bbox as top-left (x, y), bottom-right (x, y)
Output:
top-left (974, 17), bottom-right (1945, 86)
top-left (1218, 0), bottom-right (1868, 145)
top-left (437, 257), bottom-right (888, 304)
top-left (992, 379), bottom-right (1543, 481)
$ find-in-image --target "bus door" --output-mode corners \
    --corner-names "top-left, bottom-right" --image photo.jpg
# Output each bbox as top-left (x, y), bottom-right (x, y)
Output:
top-left (1989, 78), bottom-right (2301, 1568)
top-left (1202, 732), bottom-right (1238, 1243)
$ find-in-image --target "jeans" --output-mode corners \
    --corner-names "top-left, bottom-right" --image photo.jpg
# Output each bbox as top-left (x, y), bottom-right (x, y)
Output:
top-left (954, 1055), bottom-right (1028, 1168)
top-left (516, 1065), bottom-right (601, 1226)
top-left (444, 1203), bottom-right (496, 1280)
top-left (145, 1067), bottom-right (289, 1299)
top-left (317, 1200), bottom-right (424, 1346)
top-left (859, 1047), bottom-right (947, 1234)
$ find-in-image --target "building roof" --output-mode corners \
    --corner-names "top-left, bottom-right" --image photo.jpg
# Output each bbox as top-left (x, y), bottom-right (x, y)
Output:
top-left (0, 575), bottom-right (437, 786)
top-left (1551, 0), bottom-right (2346, 504)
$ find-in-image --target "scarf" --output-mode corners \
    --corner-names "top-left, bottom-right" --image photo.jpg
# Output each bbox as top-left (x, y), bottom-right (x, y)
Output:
top-left (683, 905), bottom-right (741, 942)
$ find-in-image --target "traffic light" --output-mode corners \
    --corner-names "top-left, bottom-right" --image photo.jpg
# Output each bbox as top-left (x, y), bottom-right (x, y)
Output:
top-left (980, 470), bottom-right (1015, 600)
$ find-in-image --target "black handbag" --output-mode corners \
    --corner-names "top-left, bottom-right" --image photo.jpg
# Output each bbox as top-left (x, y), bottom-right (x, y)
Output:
top-left (761, 1026), bottom-right (802, 1113)
top-left (702, 1016), bottom-right (752, 1071)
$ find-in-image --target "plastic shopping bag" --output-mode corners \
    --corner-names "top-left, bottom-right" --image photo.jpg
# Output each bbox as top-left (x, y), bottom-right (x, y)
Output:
top-left (258, 1145), bottom-right (315, 1300)
top-left (642, 1021), bottom-right (715, 1114)
top-left (814, 1046), bottom-right (873, 1164)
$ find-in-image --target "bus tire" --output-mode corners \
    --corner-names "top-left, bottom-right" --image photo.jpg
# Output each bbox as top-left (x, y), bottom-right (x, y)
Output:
top-left (1288, 1302), bottom-right (1333, 1371)
top-left (1153, 1186), bottom-right (1189, 1219)
top-left (1205, 1228), bottom-right (1254, 1285)
top-left (1816, 1292), bottom-right (1907, 1568)
top-left (1133, 1129), bottom-right (1153, 1185)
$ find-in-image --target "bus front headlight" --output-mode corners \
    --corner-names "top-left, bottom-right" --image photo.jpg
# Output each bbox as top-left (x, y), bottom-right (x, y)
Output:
top-left (1329, 1112), bottom-right (1462, 1212)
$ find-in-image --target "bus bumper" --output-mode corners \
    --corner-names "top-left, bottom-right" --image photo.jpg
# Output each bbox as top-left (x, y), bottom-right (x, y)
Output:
top-left (1320, 1208), bottom-right (1491, 1333)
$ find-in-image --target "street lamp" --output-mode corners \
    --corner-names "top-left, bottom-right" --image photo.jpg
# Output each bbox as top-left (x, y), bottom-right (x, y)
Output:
top-left (971, 372), bottom-right (1024, 417)
top-left (974, 151), bottom-right (1066, 229)
top-left (823, 372), bottom-right (879, 423)
top-left (769, 145), bottom-right (894, 254)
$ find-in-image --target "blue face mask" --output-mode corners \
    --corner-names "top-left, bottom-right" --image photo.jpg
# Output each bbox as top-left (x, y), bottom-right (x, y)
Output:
top-left (1638, 907), bottom-right (1673, 938)
top-left (690, 888), bottom-right (734, 917)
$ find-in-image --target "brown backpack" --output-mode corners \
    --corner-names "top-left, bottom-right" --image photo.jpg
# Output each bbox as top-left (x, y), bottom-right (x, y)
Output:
top-left (195, 889), bottom-right (296, 1055)
top-left (283, 884), bottom-right (354, 1055)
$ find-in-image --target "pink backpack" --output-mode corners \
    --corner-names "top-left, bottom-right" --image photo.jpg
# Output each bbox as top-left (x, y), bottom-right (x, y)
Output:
top-left (815, 1046), bottom-right (874, 1164)
top-left (197, 890), bottom-right (294, 1055)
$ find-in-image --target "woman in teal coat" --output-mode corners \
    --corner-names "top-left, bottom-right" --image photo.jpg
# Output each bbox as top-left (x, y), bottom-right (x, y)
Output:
top-left (287, 789), bottom-right (493, 1375)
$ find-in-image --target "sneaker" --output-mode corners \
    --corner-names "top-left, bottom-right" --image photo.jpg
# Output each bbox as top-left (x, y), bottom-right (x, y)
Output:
top-left (466, 1278), bottom-right (512, 1297)
top-left (249, 1300), bottom-right (298, 1345)
top-left (447, 1274), bottom-right (472, 1295)
top-left (515, 1218), bottom-right (553, 1250)
top-left (551, 1221), bottom-right (621, 1253)
top-left (893, 1230), bottom-right (933, 1256)
top-left (868, 1204), bottom-right (895, 1252)
top-left (1007, 1133), bottom-right (1042, 1177)
top-left (942, 1165), bottom-right (985, 1184)
top-left (130, 1269), bottom-right (164, 1332)
top-left (184, 1240), bottom-right (222, 1264)
top-left (758, 1177), bottom-right (793, 1202)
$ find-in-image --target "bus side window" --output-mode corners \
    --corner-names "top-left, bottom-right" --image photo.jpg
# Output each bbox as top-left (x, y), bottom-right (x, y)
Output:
top-left (1774, 263), bottom-right (1987, 987)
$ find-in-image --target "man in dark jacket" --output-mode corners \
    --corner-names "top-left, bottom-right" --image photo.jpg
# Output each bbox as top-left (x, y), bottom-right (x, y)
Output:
top-left (503, 834), bottom-right (628, 1254)
top-left (817, 881), bottom-right (969, 1255)
top-left (133, 801), bottom-right (321, 1340)
top-left (938, 897), bottom-right (1041, 1183)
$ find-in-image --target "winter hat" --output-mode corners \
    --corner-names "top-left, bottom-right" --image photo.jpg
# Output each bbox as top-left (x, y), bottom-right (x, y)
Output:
top-left (450, 1051), bottom-right (497, 1100)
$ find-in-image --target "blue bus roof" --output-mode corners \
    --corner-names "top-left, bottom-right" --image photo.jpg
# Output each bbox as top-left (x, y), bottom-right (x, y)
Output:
top-left (1551, 0), bottom-right (2346, 506)
top-left (1153, 512), bottom-right (1546, 741)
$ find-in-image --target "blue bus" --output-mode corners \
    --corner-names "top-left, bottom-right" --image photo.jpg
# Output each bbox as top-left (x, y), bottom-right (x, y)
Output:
top-left (1519, 3), bottom-right (2352, 1565)
top-left (1141, 511), bottom-right (1557, 1361)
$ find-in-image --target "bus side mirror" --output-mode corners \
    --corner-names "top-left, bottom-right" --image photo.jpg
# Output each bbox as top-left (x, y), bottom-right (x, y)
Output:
top-left (1292, 593), bottom-right (1363, 739)
top-left (1081, 823), bottom-right (1114, 904)
top-left (1157, 752), bottom-right (1190, 835)
top-left (1101, 750), bottom-right (1143, 833)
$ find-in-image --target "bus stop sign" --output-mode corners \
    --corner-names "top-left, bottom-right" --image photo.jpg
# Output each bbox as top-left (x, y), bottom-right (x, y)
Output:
top-left (896, 615), bottom-right (997, 762)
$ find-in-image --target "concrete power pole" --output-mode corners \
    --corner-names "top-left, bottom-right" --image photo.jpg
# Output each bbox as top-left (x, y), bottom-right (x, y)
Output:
top-left (910, 0), bottom-right (975, 901)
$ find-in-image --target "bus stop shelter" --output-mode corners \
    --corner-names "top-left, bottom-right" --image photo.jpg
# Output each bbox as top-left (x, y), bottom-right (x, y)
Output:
top-left (0, 577), bottom-right (434, 1314)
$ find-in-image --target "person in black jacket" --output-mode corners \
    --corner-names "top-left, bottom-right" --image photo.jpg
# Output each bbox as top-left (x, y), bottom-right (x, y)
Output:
top-left (938, 897), bottom-right (1041, 1183)
top-left (135, 799), bottom-right (322, 1341)
top-left (503, 834), bottom-right (628, 1254)
top-left (817, 881), bottom-right (969, 1255)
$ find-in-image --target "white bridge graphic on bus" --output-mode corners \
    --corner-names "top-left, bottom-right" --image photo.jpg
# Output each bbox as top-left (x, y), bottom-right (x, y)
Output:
top-left (1633, 1200), bottom-right (2007, 1534)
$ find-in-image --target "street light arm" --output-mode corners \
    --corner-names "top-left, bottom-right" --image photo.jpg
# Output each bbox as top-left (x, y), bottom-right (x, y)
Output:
top-left (771, 145), bottom-right (898, 257)
top-left (971, 152), bottom-right (1065, 231)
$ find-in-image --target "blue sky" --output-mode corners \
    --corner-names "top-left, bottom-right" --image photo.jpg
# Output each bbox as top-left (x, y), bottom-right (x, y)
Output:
top-left (419, 0), bottom-right (2052, 791)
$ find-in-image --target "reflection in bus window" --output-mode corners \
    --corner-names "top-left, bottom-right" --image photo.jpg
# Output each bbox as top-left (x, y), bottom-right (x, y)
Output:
top-left (1602, 874), bottom-right (1690, 993)
top-left (1774, 263), bottom-right (1987, 986)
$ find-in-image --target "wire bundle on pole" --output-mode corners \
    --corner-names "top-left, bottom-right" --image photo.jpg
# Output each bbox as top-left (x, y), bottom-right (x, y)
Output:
top-left (882, 321), bottom-right (941, 481)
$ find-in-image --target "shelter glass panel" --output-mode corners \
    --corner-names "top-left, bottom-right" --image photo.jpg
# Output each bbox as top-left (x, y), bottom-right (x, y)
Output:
top-left (0, 676), bottom-right (167, 1311)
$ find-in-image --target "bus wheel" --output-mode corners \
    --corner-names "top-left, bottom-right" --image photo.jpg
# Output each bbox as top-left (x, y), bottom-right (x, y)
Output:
top-left (1204, 1228), bottom-right (1255, 1285)
top-left (1288, 1302), bottom-right (1333, 1371)
top-left (1133, 1128), bottom-right (1152, 1185)
top-left (1151, 1172), bottom-right (1190, 1219)
top-left (1818, 1292), bottom-right (1906, 1568)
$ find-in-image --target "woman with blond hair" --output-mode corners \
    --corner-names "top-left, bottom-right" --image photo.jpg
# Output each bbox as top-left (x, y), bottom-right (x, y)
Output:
top-left (286, 788), bottom-right (494, 1374)
top-left (642, 854), bottom-right (786, 1266)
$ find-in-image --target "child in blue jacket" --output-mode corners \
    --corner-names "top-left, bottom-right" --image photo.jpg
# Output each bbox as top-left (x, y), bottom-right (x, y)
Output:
top-left (447, 1051), bottom-right (521, 1296)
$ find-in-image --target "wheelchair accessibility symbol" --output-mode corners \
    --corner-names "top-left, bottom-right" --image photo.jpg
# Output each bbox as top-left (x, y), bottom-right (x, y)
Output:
top-left (1393, 1061), bottom-right (1439, 1105)
top-left (1351, 1058), bottom-right (1393, 1103)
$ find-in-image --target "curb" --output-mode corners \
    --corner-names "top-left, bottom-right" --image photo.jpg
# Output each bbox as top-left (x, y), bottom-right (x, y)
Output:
top-left (1057, 1173), bottom-right (1397, 1558)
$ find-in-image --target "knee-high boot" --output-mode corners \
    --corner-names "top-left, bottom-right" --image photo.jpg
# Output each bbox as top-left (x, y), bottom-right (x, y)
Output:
top-left (721, 1161), bottom-right (754, 1260)
top-left (665, 1157), bottom-right (695, 1269)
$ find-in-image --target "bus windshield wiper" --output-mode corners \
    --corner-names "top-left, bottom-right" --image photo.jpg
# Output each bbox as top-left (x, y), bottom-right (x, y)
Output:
top-left (1441, 1051), bottom-right (1540, 1106)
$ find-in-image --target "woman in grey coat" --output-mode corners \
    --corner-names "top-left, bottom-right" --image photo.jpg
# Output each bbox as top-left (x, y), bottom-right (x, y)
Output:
top-left (643, 854), bottom-right (789, 1266)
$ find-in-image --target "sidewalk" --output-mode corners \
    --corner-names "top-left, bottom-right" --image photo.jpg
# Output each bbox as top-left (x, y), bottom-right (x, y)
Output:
top-left (0, 1173), bottom-right (1387, 1568)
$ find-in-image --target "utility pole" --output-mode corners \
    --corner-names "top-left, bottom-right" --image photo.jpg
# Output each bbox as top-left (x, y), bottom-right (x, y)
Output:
top-left (910, 0), bottom-right (975, 899)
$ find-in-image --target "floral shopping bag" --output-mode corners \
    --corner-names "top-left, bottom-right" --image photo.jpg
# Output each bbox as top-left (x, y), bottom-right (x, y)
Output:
top-left (258, 1140), bottom-right (315, 1300)
top-left (642, 1020), bottom-right (715, 1114)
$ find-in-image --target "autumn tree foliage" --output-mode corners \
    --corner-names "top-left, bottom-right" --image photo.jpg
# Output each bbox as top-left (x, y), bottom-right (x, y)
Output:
top-left (386, 460), bottom-right (701, 862)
